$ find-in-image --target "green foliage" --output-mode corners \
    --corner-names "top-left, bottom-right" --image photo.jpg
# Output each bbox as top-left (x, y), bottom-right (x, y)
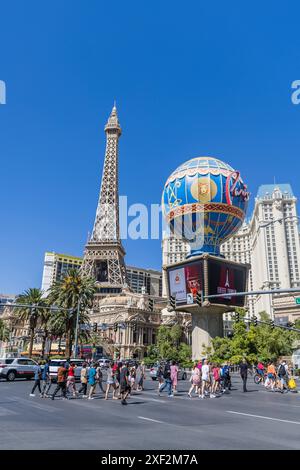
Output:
top-left (0, 318), bottom-right (9, 342)
top-left (48, 269), bottom-right (97, 357)
top-left (147, 324), bottom-right (192, 365)
top-left (206, 310), bottom-right (299, 365)
top-left (15, 288), bottom-right (48, 357)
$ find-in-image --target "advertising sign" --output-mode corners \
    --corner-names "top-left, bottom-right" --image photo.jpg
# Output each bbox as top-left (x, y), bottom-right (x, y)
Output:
top-left (207, 258), bottom-right (247, 306)
top-left (167, 260), bottom-right (204, 306)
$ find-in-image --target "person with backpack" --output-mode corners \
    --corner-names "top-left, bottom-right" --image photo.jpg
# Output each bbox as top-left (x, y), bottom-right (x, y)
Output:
top-left (78, 362), bottom-right (88, 397)
top-left (119, 362), bottom-right (131, 405)
top-left (96, 362), bottom-right (105, 393)
top-left (158, 362), bottom-right (173, 397)
top-left (221, 362), bottom-right (231, 392)
top-left (277, 361), bottom-right (288, 393)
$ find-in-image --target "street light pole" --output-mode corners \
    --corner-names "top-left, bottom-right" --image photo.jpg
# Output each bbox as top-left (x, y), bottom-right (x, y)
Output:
top-left (73, 299), bottom-right (81, 359)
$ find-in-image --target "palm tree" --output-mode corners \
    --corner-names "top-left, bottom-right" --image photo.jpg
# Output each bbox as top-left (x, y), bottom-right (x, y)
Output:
top-left (48, 269), bottom-right (96, 358)
top-left (0, 318), bottom-right (9, 342)
top-left (15, 288), bottom-right (48, 357)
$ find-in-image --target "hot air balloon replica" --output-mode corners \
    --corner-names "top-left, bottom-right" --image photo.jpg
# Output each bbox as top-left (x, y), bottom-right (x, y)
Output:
top-left (162, 156), bottom-right (251, 357)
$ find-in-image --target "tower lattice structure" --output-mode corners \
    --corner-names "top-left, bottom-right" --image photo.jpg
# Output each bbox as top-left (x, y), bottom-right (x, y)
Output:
top-left (82, 104), bottom-right (127, 293)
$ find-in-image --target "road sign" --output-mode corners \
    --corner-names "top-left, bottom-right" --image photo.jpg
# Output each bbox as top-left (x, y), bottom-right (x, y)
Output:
top-left (295, 297), bottom-right (300, 305)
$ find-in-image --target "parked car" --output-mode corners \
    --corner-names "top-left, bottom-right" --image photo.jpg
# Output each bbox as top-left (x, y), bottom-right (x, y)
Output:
top-left (49, 359), bottom-right (85, 382)
top-left (0, 357), bottom-right (39, 381)
top-left (97, 358), bottom-right (111, 369)
top-left (149, 363), bottom-right (187, 381)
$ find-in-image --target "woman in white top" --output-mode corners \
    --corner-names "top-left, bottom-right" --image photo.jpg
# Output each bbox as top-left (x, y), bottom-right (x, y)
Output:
top-left (200, 359), bottom-right (215, 399)
top-left (188, 363), bottom-right (201, 397)
top-left (105, 363), bottom-right (117, 400)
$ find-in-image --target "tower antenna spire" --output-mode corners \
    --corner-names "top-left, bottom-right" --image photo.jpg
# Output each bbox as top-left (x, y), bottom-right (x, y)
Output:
top-left (81, 105), bottom-right (127, 293)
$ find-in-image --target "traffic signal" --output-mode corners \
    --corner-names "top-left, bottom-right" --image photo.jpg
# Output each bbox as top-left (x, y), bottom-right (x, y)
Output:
top-left (251, 315), bottom-right (258, 327)
top-left (196, 291), bottom-right (202, 306)
top-left (234, 312), bottom-right (240, 323)
top-left (113, 323), bottom-right (118, 332)
top-left (269, 320), bottom-right (275, 329)
top-left (169, 295), bottom-right (176, 310)
top-left (149, 298), bottom-right (154, 311)
top-left (93, 323), bottom-right (97, 332)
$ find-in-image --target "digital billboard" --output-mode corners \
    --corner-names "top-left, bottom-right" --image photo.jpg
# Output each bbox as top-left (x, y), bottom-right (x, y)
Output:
top-left (167, 260), bottom-right (204, 306)
top-left (207, 258), bottom-right (248, 307)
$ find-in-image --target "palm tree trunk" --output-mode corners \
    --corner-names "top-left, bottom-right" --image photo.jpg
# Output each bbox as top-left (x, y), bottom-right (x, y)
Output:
top-left (41, 330), bottom-right (48, 358)
top-left (28, 328), bottom-right (35, 358)
top-left (48, 336), bottom-right (53, 357)
top-left (65, 328), bottom-right (72, 359)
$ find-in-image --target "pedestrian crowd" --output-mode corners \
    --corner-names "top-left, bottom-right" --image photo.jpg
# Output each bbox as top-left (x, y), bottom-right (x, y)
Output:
top-left (29, 357), bottom-right (298, 403)
top-left (29, 359), bottom-right (146, 405)
top-left (254, 360), bottom-right (297, 393)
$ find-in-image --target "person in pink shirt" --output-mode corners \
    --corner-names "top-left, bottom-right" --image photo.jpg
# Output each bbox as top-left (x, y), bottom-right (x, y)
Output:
top-left (170, 361), bottom-right (179, 394)
top-left (212, 364), bottom-right (221, 394)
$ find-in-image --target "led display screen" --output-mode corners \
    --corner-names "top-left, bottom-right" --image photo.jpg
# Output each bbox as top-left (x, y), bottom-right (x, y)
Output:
top-left (207, 258), bottom-right (248, 306)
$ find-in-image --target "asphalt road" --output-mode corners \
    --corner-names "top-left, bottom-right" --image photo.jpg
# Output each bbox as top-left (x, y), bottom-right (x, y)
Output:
top-left (0, 374), bottom-right (300, 450)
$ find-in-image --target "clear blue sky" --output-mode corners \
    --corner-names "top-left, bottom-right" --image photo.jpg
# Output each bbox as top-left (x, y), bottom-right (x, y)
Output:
top-left (1, 1), bottom-right (300, 294)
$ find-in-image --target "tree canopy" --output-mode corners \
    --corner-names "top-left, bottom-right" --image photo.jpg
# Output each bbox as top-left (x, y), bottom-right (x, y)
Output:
top-left (205, 309), bottom-right (299, 365)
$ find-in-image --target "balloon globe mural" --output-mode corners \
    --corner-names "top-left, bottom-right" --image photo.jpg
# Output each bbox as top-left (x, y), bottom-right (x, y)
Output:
top-left (162, 156), bottom-right (250, 257)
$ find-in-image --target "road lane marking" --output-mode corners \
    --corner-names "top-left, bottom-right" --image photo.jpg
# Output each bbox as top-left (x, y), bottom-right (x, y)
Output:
top-left (138, 416), bottom-right (164, 424)
top-left (227, 411), bottom-right (300, 425)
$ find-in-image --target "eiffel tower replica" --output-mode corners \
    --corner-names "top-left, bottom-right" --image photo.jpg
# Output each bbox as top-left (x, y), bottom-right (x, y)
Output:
top-left (82, 104), bottom-right (128, 297)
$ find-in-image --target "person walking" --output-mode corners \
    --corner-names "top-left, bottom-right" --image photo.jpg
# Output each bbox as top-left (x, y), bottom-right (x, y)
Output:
top-left (41, 359), bottom-right (52, 398)
top-left (200, 359), bottom-right (214, 398)
top-left (78, 362), bottom-right (88, 397)
top-left (105, 362), bottom-right (117, 400)
top-left (51, 363), bottom-right (68, 400)
top-left (66, 363), bottom-right (78, 398)
top-left (136, 363), bottom-right (145, 391)
top-left (240, 358), bottom-right (250, 392)
top-left (212, 363), bottom-right (221, 395)
top-left (266, 361), bottom-right (276, 391)
top-left (158, 362), bottom-right (173, 397)
top-left (157, 363), bottom-right (164, 391)
top-left (96, 363), bottom-right (105, 393)
top-left (221, 362), bottom-right (231, 392)
top-left (30, 361), bottom-right (42, 397)
top-left (277, 361), bottom-right (288, 393)
top-left (188, 362), bottom-right (201, 397)
top-left (170, 360), bottom-right (179, 394)
top-left (119, 362), bottom-right (131, 405)
top-left (88, 363), bottom-right (97, 399)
